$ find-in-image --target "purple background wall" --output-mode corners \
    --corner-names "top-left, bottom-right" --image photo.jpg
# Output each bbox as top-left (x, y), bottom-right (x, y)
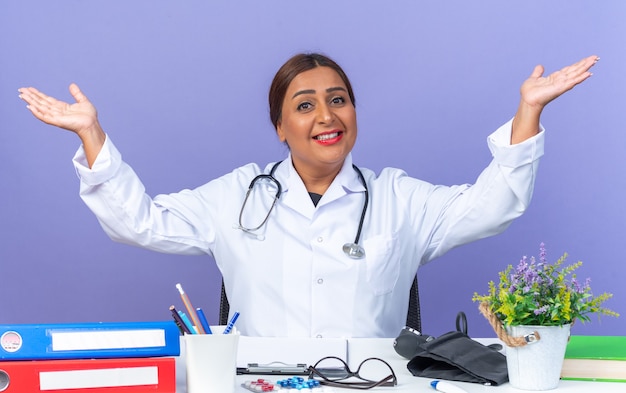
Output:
top-left (1, 0), bottom-right (625, 337)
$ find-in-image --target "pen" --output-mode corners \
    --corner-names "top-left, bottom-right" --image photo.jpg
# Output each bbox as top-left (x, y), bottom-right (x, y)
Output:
top-left (223, 311), bottom-right (240, 334)
top-left (169, 305), bottom-right (191, 335)
top-left (431, 380), bottom-right (469, 393)
top-left (179, 311), bottom-right (198, 334)
top-left (176, 283), bottom-right (206, 334)
top-left (196, 307), bottom-right (213, 334)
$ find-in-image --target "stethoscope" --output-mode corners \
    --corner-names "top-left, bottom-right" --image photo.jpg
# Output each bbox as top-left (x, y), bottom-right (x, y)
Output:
top-left (238, 161), bottom-right (369, 259)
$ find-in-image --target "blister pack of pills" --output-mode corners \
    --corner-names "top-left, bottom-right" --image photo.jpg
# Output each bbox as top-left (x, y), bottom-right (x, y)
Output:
top-left (242, 377), bottom-right (336, 392)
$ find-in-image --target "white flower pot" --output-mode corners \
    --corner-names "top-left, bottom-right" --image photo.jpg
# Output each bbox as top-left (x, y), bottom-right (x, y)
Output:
top-left (505, 324), bottom-right (571, 390)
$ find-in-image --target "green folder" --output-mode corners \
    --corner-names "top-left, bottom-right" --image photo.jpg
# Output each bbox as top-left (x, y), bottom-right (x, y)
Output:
top-left (561, 335), bottom-right (626, 382)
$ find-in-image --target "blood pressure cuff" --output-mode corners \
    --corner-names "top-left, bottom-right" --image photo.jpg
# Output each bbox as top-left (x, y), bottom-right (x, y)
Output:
top-left (406, 329), bottom-right (508, 386)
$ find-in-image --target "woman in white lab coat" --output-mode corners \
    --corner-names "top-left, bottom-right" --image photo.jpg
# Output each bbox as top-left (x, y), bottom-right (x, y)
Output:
top-left (18, 53), bottom-right (598, 337)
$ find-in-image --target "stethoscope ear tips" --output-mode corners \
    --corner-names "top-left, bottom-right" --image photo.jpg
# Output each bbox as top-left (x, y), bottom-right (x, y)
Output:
top-left (343, 243), bottom-right (365, 259)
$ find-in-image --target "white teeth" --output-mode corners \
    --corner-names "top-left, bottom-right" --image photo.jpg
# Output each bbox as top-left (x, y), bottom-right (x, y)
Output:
top-left (315, 132), bottom-right (339, 141)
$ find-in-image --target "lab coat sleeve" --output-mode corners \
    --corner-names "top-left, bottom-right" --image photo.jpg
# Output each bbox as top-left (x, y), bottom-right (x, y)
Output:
top-left (72, 135), bottom-right (212, 255)
top-left (420, 118), bottom-right (545, 263)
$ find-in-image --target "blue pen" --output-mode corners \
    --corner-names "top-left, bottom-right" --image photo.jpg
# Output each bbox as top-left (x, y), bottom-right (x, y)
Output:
top-left (196, 307), bottom-right (213, 334)
top-left (178, 311), bottom-right (198, 334)
top-left (431, 380), bottom-right (469, 393)
top-left (223, 311), bottom-right (240, 334)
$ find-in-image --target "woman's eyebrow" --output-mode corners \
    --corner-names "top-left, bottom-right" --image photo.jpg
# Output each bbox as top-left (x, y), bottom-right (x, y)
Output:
top-left (326, 86), bottom-right (347, 94)
top-left (292, 89), bottom-right (315, 99)
top-left (292, 86), bottom-right (347, 99)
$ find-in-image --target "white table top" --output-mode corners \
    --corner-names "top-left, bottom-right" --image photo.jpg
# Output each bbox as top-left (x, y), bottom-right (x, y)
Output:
top-left (175, 337), bottom-right (625, 392)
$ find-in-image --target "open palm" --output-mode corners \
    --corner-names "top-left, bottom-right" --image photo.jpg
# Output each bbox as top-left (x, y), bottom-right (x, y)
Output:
top-left (19, 83), bottom-right (98, 136)
top-left (520, 55), bottom-right (598, 108)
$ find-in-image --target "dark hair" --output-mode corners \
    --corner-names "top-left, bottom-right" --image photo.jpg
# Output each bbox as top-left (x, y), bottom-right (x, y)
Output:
top-left (268, 53), bottom-right (356, 130)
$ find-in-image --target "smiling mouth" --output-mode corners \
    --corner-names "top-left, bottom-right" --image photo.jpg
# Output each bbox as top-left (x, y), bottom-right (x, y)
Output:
top-left (313, 131), bottom-right (343, 141)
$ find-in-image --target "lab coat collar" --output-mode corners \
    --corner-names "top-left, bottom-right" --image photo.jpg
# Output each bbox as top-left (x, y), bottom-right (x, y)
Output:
top-left (276, 153), bottom-right (366, 219)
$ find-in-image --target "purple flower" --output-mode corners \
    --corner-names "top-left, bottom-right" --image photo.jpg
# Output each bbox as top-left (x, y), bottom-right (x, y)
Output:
top-left (534, 305), bottom-right (549, 315)
top-left (539, 242), bottom-right (547, 264)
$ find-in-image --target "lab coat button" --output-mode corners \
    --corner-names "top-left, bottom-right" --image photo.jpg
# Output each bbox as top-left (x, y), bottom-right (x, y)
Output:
top-left (317, 236), bottom-right (323, 243)
top-left (316, 334), bottom-right (323, 338)
top-left (317, 278), bottom-right (324, 284)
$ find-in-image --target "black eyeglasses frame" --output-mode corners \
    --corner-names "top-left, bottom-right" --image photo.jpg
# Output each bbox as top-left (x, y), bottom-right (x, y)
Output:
top-left (307, 356), bottom-right (397, 390)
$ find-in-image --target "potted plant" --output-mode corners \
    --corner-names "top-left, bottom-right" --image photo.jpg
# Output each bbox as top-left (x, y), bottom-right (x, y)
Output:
top-left (473, 243), bottom-right (618, 390)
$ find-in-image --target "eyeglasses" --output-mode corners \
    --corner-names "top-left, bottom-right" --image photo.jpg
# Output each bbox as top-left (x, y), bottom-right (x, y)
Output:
top-left (307, 356), bottom-right (397, 389)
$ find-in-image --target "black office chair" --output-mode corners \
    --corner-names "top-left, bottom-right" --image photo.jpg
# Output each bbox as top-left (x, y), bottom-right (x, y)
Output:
top-left (219, 275), bottom-right (422, 333)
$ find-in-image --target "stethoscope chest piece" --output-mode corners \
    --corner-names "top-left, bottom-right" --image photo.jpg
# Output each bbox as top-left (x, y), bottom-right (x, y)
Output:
top-left (343, 242), bottom-right (366, 259)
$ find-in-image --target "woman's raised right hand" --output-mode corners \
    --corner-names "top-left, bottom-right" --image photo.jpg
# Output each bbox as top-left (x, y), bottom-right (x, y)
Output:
top-left (19, 83), bottom-right (106, 167)
top-left (19, 83), bottom-right (100, 136)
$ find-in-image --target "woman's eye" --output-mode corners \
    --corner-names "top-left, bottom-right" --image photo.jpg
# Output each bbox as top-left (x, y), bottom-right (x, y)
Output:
top-left (297, 102), bottom-right (312, 111)
top-left (331, 96), bottom-right (345, 105)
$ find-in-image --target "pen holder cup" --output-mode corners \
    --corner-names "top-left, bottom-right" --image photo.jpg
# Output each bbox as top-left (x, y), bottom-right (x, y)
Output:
top-left (185, 326), bottom-right (240, 393)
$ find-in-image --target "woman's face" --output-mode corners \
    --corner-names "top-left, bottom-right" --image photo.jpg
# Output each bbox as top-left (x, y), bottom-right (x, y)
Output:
top-left (276, 66), bottom-right (357, 174)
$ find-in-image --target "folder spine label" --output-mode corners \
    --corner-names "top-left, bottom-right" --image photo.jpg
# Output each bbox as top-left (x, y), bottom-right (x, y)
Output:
top-left (51, 329), bottom-right (166, 351)
top-left (40, 366), bottom-right (159, 390)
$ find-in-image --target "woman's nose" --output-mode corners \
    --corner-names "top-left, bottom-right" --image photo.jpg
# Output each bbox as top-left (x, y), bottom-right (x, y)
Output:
top-left (316, 103), bottom-right (334, 124)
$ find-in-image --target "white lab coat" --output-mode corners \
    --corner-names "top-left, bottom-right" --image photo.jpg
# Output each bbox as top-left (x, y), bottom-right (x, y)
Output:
top-left (73, 119), bottom-right (544, 338)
